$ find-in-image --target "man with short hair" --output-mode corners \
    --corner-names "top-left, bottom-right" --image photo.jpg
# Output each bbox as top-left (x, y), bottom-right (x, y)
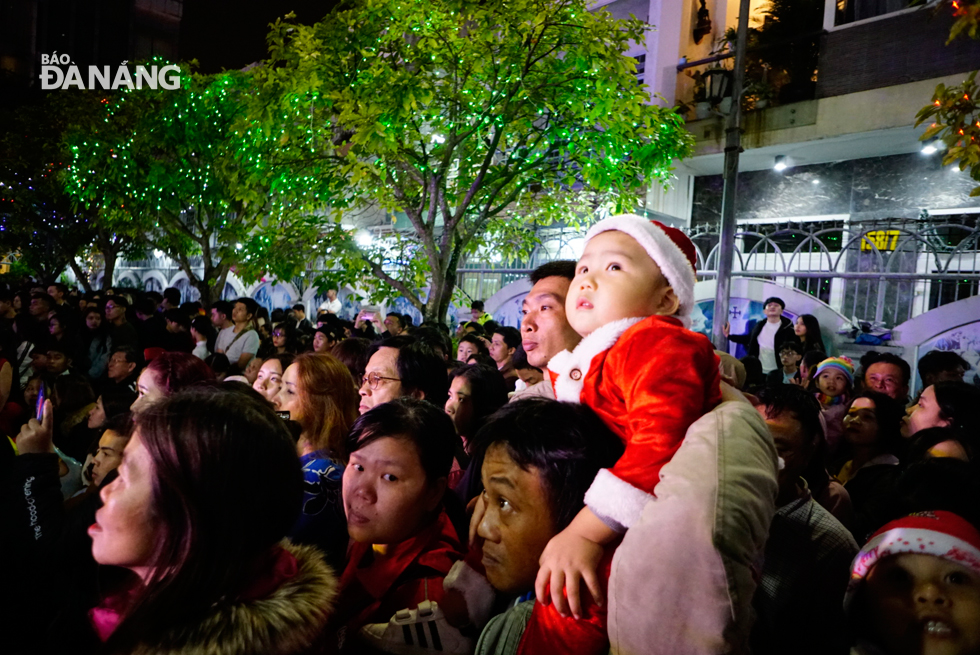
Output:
top-left (513, 261), bottom-right (582, 401)
top-left (292, 303), bottom-right (313, 334)
top-left (917, 350), bottom-right (971, 388)
top-left (103, 346), bottom-right (141, 394)
top-left (441, 398), bottom-right (624, 654)
top-left (104, 295), bottom-right (139, 351)
top-left (357, 335), bottom-right (448, 414)
top-left (211, 300), bottom-right (235, 351)
top-left (161, 287), bottom-right (181, 311)
top-left (725, 296), bottom-right (796, 374)
top-left (381, 312), bottom-right (404, 338)
top-left (750, 384), bottom-right (857, 655)
top-left (46, 283), bottom-right (69, 307)
top-left (134, 297), bottom-right (166, 350)
top-left (318, 288), bottom-right (342, 315)
top-left (861, 352), bottom-right (911, 403)
top-left (470, 300), bottom-right (491, 325)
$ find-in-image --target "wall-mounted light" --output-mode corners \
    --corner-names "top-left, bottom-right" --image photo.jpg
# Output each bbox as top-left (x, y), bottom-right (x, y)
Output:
top-left (694, 0), bottom-right (712, 44)
top-left (773, 155), bottom-right (791, 172)
top-left (921, 139), bottom-right (944, 155)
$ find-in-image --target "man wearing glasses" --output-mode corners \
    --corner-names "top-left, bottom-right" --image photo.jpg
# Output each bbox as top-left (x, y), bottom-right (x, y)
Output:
top-left (104, 295), bottom-right (139, 351)
top-left (357, 335), bottom-right (448, 415)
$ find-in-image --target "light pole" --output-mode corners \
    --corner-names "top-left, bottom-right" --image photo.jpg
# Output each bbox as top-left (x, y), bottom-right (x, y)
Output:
top-left (711, 0), bottom-right (752, 351)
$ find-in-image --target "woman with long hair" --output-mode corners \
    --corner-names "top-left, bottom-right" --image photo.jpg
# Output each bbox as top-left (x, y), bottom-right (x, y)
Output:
top-left (793, 314), bottom-right (826, 355)
top-left (5, 385), bottom-right (339, 653)
top-left (130, 351), bottom-right (215, 414)
top-left (832, 390), bottom-right (906, 541)
top-left (275, 352), bottom-right (359, 570)
top-left (252, 353), bottom-right (295, 404)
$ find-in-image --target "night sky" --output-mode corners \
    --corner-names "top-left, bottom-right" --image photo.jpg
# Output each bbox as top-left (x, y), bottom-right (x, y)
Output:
top-left (180, 0), bottom-right (339, 73)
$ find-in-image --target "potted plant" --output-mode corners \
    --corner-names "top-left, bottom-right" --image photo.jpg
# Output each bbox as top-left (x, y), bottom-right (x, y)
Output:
top-left (745, 80), bottom-right (776, 109)
top-left (686, 70), bottom-right (712, 119)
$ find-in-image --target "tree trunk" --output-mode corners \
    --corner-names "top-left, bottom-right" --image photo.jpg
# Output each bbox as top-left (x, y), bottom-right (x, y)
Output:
top-left (67, 258), bottom-right (94, 293)
top-left (101, 248), bottom-right (118, 291)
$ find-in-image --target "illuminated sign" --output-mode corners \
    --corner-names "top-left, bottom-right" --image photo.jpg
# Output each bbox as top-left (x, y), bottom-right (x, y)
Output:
top-left (861, 229), bottom-right (901, 252)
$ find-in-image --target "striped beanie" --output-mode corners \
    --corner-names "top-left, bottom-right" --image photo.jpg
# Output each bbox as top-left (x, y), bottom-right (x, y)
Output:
top-left (814, 356), bottom-right (854, 385)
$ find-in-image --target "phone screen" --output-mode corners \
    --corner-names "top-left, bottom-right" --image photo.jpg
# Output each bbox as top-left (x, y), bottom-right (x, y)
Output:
top-left (35, 383), bottom-right (46, 422)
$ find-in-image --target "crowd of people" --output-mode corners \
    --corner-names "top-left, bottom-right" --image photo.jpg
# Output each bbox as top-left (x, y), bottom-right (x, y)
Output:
top-left (1, 213), bottom-right (979, 655)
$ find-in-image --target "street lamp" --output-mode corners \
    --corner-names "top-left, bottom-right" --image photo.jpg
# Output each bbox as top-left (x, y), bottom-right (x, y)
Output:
top-left (704, 69), bottom-right (733, 105)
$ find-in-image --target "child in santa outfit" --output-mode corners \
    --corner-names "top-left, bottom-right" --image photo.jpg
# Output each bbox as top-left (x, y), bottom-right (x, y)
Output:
top-left (844, 510), bottom-right (980, 655)
top-left (536, 213), bottom-right (723, 619)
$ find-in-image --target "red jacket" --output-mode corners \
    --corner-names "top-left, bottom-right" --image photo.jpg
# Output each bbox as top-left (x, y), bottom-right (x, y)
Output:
top-left (549, 315), bottom-right (722, 530)
top-left (332, 508), bottom-right (463, 647)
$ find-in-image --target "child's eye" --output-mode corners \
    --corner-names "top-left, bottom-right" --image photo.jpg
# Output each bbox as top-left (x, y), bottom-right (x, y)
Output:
top-left (498, 497), bottom-right (511, 511)
top-left (382, 473), bottom-right (399, 482)
top-left (947, 571), bottom-right (971, 585)
top-left (607, 263), bottom-right (621, 271)
top-left (353, 464), bottom-right (364, 472)
top-left (577, 266), bottom-right (588, 275)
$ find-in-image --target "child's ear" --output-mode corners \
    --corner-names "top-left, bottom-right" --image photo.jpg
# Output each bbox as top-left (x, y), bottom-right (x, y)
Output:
top-left (657, 287), bottom-right (682, 316)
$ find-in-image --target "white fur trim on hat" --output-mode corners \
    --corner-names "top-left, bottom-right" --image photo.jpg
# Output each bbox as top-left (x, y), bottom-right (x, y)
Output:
top-left (585, 214), bottom-right (696, 328)
top-left (585, 468), bottom-right (655, 533)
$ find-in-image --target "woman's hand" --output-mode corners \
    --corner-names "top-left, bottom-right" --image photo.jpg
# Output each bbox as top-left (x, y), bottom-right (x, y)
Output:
top-left (535, 527), bottom-right (605, 619)
top-left (18, 400), bottom-right (54, 455)
top-left (723, 321), bottom-right (731, 337)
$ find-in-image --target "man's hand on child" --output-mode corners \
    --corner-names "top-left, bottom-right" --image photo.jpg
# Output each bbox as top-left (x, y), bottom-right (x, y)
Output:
top-left (535, 529), bottom-right (604, 620)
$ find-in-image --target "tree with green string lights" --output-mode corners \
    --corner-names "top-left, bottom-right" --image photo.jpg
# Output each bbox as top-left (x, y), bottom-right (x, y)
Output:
top-left (64, 66), bottom-right (337, 304)
top-left (253, 0), bottom-right (694, 322)
top-left (0, 91), bottom-right (139, 289)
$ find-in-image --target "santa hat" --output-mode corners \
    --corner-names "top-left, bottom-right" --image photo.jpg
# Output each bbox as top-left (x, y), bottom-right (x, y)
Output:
top-left (584, 214), bottom-right (697, 327)
top-left (814, 356), bottom-right (854, 386)
top-left (844, 511), bottom-right (980, 611)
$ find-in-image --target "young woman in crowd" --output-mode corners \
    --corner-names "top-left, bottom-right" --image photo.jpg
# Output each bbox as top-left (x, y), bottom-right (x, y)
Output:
top-left (833, 390), bottom-right (907, 541)
top-left (252, 353), bottom-right (295, 404)
top-left (793, 314), bottom-right (826, 354)
top-left (11, 385), bottom-right (337, 654)
top-left (330, 397), bottom-right (465, 653)
top-left (906, 380), bottom-right (980, 440)
top-left (275, 352), bottom-right (359, 570)
top-left (130, 351), bottom-right (216, 414)
top-left (444, 363), bottom-right (509, 489)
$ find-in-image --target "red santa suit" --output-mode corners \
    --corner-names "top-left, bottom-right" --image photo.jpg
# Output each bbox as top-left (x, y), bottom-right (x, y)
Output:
top-left (548, 314), bottom-right (722, 531)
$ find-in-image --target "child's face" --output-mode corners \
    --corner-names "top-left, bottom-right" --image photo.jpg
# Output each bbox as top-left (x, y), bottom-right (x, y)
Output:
top-left (567, 230), bottom-right (676, 337)
top-left (779, 349), bottom-right (801, 368)
top-left (816, 369), bottom-right (849, 397)
top-left (864, 553), bottom-right (980, 655)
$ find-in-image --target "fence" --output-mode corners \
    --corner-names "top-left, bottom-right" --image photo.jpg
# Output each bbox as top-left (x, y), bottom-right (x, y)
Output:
top-left (688, 219), bottom-right (980, 327)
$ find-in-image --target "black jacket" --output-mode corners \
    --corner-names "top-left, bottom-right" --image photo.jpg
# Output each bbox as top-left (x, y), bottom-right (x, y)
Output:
top-left (729, 316), bottom-right (796, 360)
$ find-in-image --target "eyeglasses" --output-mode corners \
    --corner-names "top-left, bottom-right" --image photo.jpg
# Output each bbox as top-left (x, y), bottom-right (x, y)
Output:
top-left (272, 331), bottom-right (286, 338)
top-left (363, 371), bottom-right (401, 390)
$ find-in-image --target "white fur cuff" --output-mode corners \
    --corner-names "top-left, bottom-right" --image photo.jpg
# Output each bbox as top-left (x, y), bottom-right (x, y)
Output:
top-left (444, 560), bottom-right (496, 628)
top-left (585, 469), bottom-right (654, 533)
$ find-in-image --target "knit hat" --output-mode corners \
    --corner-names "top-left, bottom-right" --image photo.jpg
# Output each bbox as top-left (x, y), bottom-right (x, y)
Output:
top-left (814, 356), bottom-right (854, 386)
top-left (844, 511), bottom-right (980, 611)
top-left (584, 214), bottom-right (698, 327)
